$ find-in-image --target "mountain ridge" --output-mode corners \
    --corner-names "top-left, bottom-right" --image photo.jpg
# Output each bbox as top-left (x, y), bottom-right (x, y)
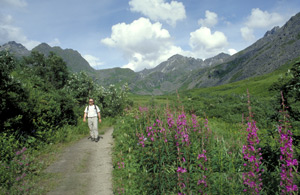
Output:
top-left (1, 12), bottom-right (300, 95)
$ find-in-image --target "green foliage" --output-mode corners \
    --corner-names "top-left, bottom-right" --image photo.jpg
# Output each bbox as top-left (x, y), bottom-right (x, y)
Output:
top-left (112, 105), bottom-right (244, 194)
top-left (92, 83), bottom-right (133, 117)
top-left (0, 147), bottom-right (34, 193)
top-left (23, 51), bottom-right (69, 90)
top-left (1, 50), bottom-right (131, 158)
top-left (0, 50), bottom-right (132, 193)
top-left (112, 99), bottom-right (299, 194)
top-left (0, 51), bottom-right (30, 133)
top-left (64, 71), bottom-right (94, 106)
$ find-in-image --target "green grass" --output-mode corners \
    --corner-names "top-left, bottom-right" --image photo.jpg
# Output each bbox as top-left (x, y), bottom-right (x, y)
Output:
top-left (180, 61), bottom-right (293, 98)
top-left (130, 58), bottom-right (298, 107)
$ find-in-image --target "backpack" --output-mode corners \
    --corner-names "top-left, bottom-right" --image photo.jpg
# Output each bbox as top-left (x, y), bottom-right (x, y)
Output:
top-left (86, 105), bottom-right (98, 117)
top-left (87, 104), bottom-right (97, 112)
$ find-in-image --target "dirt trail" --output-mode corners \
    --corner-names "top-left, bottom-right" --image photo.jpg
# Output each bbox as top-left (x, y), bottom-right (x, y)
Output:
top-left (45, 127), bottom-right (114, 195)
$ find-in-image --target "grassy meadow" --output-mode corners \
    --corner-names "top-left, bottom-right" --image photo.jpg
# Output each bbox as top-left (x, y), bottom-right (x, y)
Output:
top-left (112, 60), bottom-right (299, 194)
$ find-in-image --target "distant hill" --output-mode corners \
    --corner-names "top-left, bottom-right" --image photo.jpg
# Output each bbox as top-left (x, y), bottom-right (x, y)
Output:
top-left (0, 41), bottom-right (30, 58)
top-left (0, 41), bottom-right (95, 73)
top-left (95, 67), bottom-right (137, 87)
top-left (128, 12), bottom-right (300, 94)
top-left (1, 12), bottom-right (300, 95)
top-left (129, 53), bottom-right (230, 95)
top-left (32, 43), bottom-right (95, 73)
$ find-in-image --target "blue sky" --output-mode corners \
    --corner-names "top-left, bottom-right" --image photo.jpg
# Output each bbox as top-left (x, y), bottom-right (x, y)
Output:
top-left (1, 0), bottom-right (299, 71)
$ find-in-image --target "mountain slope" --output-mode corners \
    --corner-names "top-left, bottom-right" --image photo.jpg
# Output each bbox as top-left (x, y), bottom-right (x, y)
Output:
top-left (130, 12), bottom-right (300, 94)
top-left (0, 41), bottom-right (30, 58)
top-left (130, 53), bottom-right (230, 95)
top-left (1, 12), bottom-right (300, 95)
top-left (32, 43), bottom-right (95, 73)
top-left (95, 67), bottom-right (137, 87)
top-left (189, 12), bottom-right (300, 88)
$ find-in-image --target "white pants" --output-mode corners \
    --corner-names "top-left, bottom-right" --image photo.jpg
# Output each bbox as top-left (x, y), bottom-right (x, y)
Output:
top-left (88, 117), bottom-right (98, 139)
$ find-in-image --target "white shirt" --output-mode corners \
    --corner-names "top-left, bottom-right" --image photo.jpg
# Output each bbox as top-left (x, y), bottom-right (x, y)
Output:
top-left (84, 105), bottom-right (100, 118)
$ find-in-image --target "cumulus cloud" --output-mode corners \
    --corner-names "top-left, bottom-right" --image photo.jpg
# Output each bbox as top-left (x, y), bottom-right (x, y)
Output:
top-left (228, 48), bottom-right (237, 55)
top-left (48, 38), bottom-right (61, 47)
top-left (0, 13), bottom-right (39, 49)
top-left (245, 8), bottom-right (284, 29)
top-left (240, 26), bottom-right (255, 42)
top-left (101, 17), bottom-right (183, 71)
top-left (83, 54), bottom-right (103, 69)
top-left (241, 8), bottom-right (284, 41)
top-left (129, 0), bottom-right (186, 26)
top-left (198, 10), bottom-right (218, 28)
top-left (189, 27), bottom-right (228, 59)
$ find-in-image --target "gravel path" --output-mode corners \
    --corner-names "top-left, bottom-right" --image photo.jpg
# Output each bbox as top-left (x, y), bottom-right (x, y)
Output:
top-left (45, 127), bottom-right (114, 195)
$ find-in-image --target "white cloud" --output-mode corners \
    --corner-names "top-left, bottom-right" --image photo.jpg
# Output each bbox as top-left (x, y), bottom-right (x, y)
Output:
top-left (189, 27), bottom-right (228, 59)
top-left (48, 38), bottom-right (61, 47)
top-left (228, 48), bottom-right (237, 55)
top-left (129, 0), bottom-right (186, 26)
top-left (101, 17), bottom-right (183, 71)
top-left (241, 8), bottom-right (284, 41)
top-left (240, 26), bottom-right (255, 42)
top-left (0, 13), bottom-right (40, 49)
top-left (198, 10), bottom-right (218, 28)
top-left (246, 8), bottom-right (284, 29)
top-left (83, 54), bottom-right (103, 69)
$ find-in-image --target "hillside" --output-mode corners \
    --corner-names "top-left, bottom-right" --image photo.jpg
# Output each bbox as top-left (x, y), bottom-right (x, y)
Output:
top-left (1, 12), bottom-right (300, 95)
top-left (32, 43), bottom-right (95, 73)
top-left (0, 41), bottom-right (30, 58)
top-left (129, 12), bottom-right (300, 94)
top-left (128, 53), bottom-right (230, 95)
top-left (95, 67), bottom-right (137, 87)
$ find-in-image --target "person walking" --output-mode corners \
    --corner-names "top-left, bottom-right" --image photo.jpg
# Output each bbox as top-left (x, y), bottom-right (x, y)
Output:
top-left (83, 98), bottom-right (102, 142)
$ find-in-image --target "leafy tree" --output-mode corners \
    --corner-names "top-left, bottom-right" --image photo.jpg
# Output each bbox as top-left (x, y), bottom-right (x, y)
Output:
top-left (46, 52), bottom-right (69, 89)
top-left (23, 51), bottom-right (69, 90)
top-left (0, 51), bottom-right (30, 134)
top-left (64, 71), bottom-right (94, 106)
top-left (91, 83), bottom-right (132, 117)
top-left (281, 61), bottom-right (300, 121)
top-left (270, 61), bottom-right (300, 127)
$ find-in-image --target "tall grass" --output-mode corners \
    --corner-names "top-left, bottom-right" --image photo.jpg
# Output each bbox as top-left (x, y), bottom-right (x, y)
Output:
top-left (112, 94), bottom-right (298, 194)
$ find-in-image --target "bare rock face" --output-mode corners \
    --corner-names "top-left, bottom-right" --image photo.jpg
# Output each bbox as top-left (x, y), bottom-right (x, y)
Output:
top-left (0, 41), bottom-right (30, 57)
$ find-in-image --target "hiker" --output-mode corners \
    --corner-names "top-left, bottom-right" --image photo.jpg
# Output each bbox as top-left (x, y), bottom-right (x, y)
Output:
top-left (83, 98), bottom-right (102, 142)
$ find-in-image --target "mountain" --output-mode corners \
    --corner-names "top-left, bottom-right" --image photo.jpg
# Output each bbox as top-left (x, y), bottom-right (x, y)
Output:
top-left (186, 12), bottom-right (300, 88)
top-left (129, 53), bottom-right (230, 95)
top-left (0, 41), bottom-right (95, 73)
top-left (95, 67), bottom-right (137, 87)
top-left (2, 12), bottom-right (300, 95)
top-left (127, 12), bottom-right (300, 94)
top-left (32, 43), bottom-right (95, 73)
top-left (0, 41), bottom-right (30, 58)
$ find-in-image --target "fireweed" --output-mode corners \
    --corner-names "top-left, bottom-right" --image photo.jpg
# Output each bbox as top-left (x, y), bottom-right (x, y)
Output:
top-left (242, 121), bottom-right (263, 194)
top-left (1, 147), bottom-right (31, 193)
top-left (242, 90), bottom-right (263, 194)
top-left (278, 92), bottom-right (298, 194)
top-left (135, 110), bottom-right (209, 194)
top-left (114, 151), bottom-right (126, 194)
top-left (175, 113), bottom-right (189, 194)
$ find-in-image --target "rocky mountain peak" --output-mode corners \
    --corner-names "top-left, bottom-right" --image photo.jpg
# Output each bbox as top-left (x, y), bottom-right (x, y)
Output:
top-left (264, 26), bottom-right (280, 37)
top-left (0, 41), bottom-right (30, 57)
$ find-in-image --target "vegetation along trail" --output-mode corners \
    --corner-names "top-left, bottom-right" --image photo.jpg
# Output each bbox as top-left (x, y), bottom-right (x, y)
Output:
top-left (45, 127), bottom-right (114, 195)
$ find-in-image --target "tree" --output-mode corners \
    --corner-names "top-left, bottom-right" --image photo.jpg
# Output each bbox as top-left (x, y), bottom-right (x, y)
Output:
top-left (280, 61), bottom-right (300, 123)
top-left (23, 51), bottom-right (69, 90)
top-left (0, 51), bottom-right (29, 133)
top-left (64, 71), bottom-right (94, 106)
top-left (46, 52), bottom-right (69, 89)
